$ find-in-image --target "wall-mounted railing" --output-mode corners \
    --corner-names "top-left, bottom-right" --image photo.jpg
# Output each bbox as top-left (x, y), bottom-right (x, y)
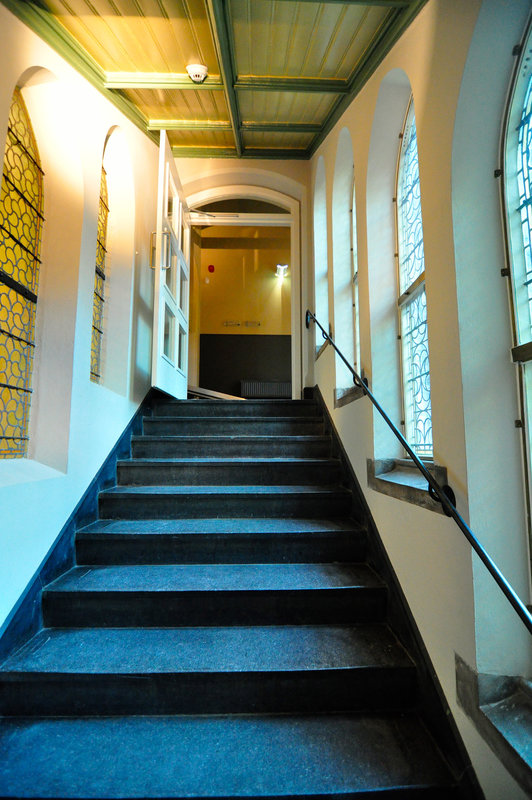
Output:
top-left (306, 308), bottom-right (532, 636)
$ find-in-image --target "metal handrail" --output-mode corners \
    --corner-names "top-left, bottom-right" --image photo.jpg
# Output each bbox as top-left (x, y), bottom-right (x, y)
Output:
top-left (306, 308), bottom-right (532, 636)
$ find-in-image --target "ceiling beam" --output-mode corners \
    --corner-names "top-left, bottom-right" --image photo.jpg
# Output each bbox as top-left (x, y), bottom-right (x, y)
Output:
top-left (205, 0), bottom-right (243, 156)
top-left (149, 120), bottom-right (233, 131)
top-left (235, 77), bottom-right (348, 94)
top-left (241, 122), bottom-right (321, 133)
top-left (105, 73), bottom-right (224, 90)
top-left (172, 146), bottom-right (238, 158)
top-left (263, 0), bottom-right (409, 4)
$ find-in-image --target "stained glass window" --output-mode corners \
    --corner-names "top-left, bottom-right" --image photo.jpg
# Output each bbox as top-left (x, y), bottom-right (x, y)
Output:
top-left (516, 70), bottom-right (532, 342)
top-left (397, 100), bottom-right (432, 458)
top-left (0, 88), bottom-right (44, 458)
top-left (90, 166), bottom-right (108, 382)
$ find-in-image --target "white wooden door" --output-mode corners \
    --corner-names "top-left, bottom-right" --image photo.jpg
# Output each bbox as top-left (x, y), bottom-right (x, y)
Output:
top-left (151, 131), bottom-right (189, 398)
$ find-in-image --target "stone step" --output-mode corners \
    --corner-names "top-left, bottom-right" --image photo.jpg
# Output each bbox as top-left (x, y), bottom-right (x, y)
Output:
top-left (116, 458), bottom-right (342, 486)
top-left (0, 713), bottom-right (462, 798)
top-left (76, 517), bottom-right (366, 565)
top-left (143, 416), bottom-right (325, 436)
top-left (42, 563), bottom-right (387, 627)
top-left (152, 399), bottom-right (318, 417)
top-left (98, 484), bottom-right (353, 519)
top-left (0, 624), bottom-right (416, 715)
top-left (131, 434), bottom-right (332, 459)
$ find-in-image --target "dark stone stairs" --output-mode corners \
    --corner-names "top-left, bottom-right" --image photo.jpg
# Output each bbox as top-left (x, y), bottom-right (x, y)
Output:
top-left (0, 397), bottom-right (481, 799)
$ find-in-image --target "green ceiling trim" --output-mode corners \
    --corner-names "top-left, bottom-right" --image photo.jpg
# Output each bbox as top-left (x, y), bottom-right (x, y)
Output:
top-left (241, 148), bottom-right (309, 160)
top-left (0, 0), bottom-right (154, 142)
top-left (235, 77), bottom-right (348, 94)
top-left (241, 122), bottom-right (321, 133)
top-left (149, 120), bottom-right (233, 131)
top-left (268, 0), bottom-right (409, 5)
top-left (309, 0), bottom-right (429, 155)
top-left (105, 73), bottom-right (224, 90)
top-left (206, 0), bottom-right (243, 156)
top-left (172, 146), bottom-right (238, 158)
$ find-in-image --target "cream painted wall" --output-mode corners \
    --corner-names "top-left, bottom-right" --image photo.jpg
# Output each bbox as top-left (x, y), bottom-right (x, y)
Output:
top-left (199, 227), bottom-right (291, 336)
top-left (0, 5), bottom-right (158, 633)
top-left (308, 1), bottom-right (531, 797)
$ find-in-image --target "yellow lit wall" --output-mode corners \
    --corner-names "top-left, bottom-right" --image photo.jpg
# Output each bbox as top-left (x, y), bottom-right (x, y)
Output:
top-left (199, 226), bottom-right (291, 336)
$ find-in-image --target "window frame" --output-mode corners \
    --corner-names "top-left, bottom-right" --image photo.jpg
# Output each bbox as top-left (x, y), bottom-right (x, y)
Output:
top-left (394, 96), bottom-right (433, 460)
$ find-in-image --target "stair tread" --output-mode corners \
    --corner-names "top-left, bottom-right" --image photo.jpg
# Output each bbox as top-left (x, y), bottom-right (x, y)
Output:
top-left (44, 563), bottom-right (383, 593)
top-left (100, 484), bottom-right (349, 495)
top-left (132, 434), bottom-right (330, 441)
top-left (118, 457), bottom-right (339, 464)
top-left (0, 713), bottom-right (456, 798)
top-left (0, 624), bottom-right (413, 674)
top-left (77, 517), bottom-right (362, 535)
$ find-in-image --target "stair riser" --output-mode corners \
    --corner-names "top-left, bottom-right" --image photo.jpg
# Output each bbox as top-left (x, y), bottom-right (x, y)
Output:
top-left (76, 532), bottom-right (366, 565)
top-left (0, 668), bottom-right (416, 716)
top-left (116, 462), bottom-right (342, 487)
top-left (42, 588), bottom-right (387, 627)
top-left (143, 419), bottom-right (325, 436)
top-left (131, 438), bottom-right (332, 459)
top-left (98, 492), bottom-right (352, 519)
top-left (153, 402), bottom-right (318, 418)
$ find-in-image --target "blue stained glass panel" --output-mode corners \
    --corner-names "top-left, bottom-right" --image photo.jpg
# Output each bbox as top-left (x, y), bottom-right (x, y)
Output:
top-left (397, 108), bottom-right (425, 294)
top-left (517, 72), bottom-right (532, 339)
top-left (401, 289), bottom-right (432, 458)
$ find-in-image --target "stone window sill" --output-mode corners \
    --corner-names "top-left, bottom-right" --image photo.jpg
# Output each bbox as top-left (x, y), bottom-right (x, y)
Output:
top-left (456, 655), bottom-right (532, 795)
top-left (334, 384), bottom-right (365, 408)
top-left (367, 457), bottom-right (448, 514)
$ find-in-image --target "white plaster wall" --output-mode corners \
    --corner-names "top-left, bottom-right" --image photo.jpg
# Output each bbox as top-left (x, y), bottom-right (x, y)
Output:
top-left (308, 0), bottom-right (531, 796)
top-left (0, 5), bottom-right (158, 632)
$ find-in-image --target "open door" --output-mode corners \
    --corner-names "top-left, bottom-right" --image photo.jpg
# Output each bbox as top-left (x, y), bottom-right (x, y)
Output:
top-left (151, 130), bottom-right (189, 398)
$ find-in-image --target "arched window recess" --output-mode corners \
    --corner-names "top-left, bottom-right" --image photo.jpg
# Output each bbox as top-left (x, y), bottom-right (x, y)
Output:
top-left (0, 88), bottom-right (44, 457)
top-left (395, 96), bottom-right (433, 460)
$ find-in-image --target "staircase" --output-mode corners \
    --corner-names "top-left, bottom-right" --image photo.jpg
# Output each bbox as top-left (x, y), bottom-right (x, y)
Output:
top-left (0, 396), bottom-right (479, 798)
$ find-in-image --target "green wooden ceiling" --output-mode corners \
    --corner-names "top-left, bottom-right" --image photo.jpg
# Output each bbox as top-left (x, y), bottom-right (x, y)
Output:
top-left (2, 0), bottom-right (427, 159)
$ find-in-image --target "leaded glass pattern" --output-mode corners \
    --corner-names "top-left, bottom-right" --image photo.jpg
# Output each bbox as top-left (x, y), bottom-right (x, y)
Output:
top-left (90, 166), bottom-right (108, 382)
top-left (0, 88), bottom-right (43, 458)
top-left (516, 71), bottom-right (532, 341)
top-left (397, 106), bottom-right (424, 294)
top-left (401, 288), bottom-right (432, 458)
top-left (397, 100), bottom-right (432, 458)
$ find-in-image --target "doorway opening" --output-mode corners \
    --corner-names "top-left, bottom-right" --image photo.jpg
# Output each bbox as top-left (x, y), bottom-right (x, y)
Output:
top-left (187, 192), bottom-right (300, 398)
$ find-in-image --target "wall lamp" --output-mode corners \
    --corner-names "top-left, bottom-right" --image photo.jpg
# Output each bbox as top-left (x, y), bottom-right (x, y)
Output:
top-left (276, 264), bottom-right (288, 280)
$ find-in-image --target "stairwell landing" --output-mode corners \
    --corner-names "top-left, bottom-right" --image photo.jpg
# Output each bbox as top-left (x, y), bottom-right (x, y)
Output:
top-left (0, 395), bottom-right (481, 798)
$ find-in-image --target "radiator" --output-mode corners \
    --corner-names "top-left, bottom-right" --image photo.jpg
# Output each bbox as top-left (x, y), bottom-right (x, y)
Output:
top-left (240, 380), bottom-right (292, 398)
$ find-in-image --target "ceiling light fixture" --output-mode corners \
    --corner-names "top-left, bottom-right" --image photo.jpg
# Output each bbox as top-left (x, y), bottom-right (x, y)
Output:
top-left (186, 64), bottom-right (208, 84)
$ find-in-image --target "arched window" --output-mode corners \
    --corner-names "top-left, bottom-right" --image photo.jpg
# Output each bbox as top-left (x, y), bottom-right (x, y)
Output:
top-left (396, 98), bottom-right (432, 458)
top-left (90, 164), bottom-right (109, 382)
top-left (313, 157), bottom-right (329, 347)
top-left (332, 128), bottom-right (359, 391)
top-left (504, 18), bottom-right (532, 507)
top-left (0, 88), bottom-right (44, 457)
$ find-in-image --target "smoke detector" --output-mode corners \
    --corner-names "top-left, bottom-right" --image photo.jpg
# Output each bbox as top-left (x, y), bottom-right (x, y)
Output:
top-left (186, 64), bottom-right (208, 84)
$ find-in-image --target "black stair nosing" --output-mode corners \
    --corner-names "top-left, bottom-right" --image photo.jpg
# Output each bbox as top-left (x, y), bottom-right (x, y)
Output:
top-left (0, 667), bottom-right (418, 716)
top-left (0, 713), bottom-right (461, 798)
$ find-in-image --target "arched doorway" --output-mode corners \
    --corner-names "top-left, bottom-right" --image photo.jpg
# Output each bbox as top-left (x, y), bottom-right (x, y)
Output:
top-left (186, 185), bottom-right (302, 398)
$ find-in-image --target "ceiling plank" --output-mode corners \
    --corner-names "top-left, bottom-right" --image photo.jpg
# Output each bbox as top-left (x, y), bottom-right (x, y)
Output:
top-left (310, 0), bottom-right (428, 154)
top-left (235, 77), bottom-right (348, 94)
top-left (205, 0), bottom-right (243, 155)
top-left (149, 120), bottom-right (233, 130)
top-left (105, 72), bottom-right (224, 90)
top-left (172, 146), bottom-right (238, 157)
